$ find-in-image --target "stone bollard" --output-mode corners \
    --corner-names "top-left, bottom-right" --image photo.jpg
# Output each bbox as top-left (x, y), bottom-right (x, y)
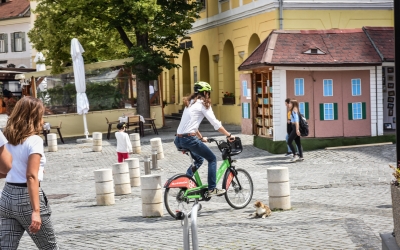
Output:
top-left (129, 133), bottom-right (141, 154)
top-left (112, 162), bottom-right (131, 195)
top-left (125, 158), bottom-right (141, 187)
top-left (92, 132), bottom-right (102, 152)
top-left (150, 138), bottom-right (164, 160)
top-left (47, 133), bottom-right (57, 152)
top-left (94, 169), bottom-right (115, 205)
top-left (267, 167), bottom-right (291, 210)
top-left (141, 174), bottom-right (163, 217)
top-left (143, 156), bottom-right (151, 175)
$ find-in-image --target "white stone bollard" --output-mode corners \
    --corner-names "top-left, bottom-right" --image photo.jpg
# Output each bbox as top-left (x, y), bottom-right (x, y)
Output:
top-left (125, 158), bottom-right (141, 187)
top-left (112, 162), bottom-right (131, 195)
top-left (92, 132), bottom-right (102, 152)
top-left (267, 167), bottom-right (291, 210)
top-left (94, 169), bottom-right (115, 205)
top-left (47, 133), bottom-right (57, 152)
top-left (129, 133), bottom-right (141, 154)
top-left (141, 174), bottom-right (163, 217)
top-left (150, 138), bottom-right (164, 160)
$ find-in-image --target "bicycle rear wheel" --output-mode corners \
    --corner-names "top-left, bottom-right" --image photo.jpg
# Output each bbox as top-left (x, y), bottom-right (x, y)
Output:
top-left (223, 168), bottom-right (253, 209)
top-left (164, 188), bottom-right (190, 218)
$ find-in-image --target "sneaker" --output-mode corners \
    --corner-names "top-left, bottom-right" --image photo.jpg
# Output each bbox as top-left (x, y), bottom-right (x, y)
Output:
top-left (298, 157), bottom-right (304, 162)
top-left (208, 188), bottom-right (226, 197)
top-left (284, 152), bottom-right (292, 157)
top-left (290, 155), bottom-right (299, 162)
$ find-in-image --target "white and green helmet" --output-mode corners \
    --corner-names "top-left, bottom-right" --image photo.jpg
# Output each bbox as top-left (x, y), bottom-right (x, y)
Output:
top-left (194, 81), bottom-right (212, 93)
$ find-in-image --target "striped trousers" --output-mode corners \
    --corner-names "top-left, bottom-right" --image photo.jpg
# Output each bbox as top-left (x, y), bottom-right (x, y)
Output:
top-left (0, 183), bottom-right (58, 250)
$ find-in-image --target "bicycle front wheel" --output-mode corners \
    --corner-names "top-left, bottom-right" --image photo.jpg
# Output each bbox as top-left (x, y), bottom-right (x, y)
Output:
top-left (223, 168), bottom-right (253, 209)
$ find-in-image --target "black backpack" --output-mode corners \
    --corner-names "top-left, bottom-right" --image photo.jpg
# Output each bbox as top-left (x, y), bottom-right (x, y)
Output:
top-left (298, 112), bottom-right (309, 137)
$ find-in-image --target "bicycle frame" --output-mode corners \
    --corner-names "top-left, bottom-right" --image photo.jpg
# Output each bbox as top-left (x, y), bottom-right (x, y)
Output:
top-left (183, 159), bottom-right (231, 199)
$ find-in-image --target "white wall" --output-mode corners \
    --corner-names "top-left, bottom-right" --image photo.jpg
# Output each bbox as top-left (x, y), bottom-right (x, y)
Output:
top-left (272, 69), bottom-right (287, 141)
top-left (0, 17), bottom-right (33, 68)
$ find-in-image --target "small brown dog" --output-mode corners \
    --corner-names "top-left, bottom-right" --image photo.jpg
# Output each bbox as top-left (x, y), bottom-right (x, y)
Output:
top-left (249, 200), bottom-right (272, 219)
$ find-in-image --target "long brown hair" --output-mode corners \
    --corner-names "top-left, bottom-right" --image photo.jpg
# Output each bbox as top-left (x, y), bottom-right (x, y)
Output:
top-left (4, 96), bottom-right (44, 145)
top-left (185, 91), bottom-right (211, 109)
top-left (290, 99), bottom-right (299, 113)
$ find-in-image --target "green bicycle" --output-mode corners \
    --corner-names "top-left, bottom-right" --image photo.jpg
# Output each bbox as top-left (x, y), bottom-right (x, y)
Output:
top-left (164, 137), bottom-right (254, 218)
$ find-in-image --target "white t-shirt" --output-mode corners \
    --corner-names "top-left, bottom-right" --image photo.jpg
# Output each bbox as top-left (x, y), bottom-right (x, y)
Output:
top-left (0, 131), bottom-right (8, 148)
top-left (115, 131), bottom-right (132, 153)
top-left (177, 99), bottom-right (222, 134)
top-left (5, 135), bottom-right (46, 183)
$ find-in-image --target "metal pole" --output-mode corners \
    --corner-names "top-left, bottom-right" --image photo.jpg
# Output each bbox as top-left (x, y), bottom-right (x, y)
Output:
top-left (144, 156), bottom-right (151, 175)
top-left (191, 203), bottom-right (199, 250)
top-left (151, 149), bottom-right (160, 170)
top-left (83, 113), bottom-right (89, 139)
top-left (395, 0), bottom-right (400, 168)
top-left (183, 212), bottom-right (190, 250)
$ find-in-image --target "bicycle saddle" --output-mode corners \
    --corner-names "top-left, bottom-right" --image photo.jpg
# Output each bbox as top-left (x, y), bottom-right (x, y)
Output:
top-left (177, 148), bottom-right (191, 154)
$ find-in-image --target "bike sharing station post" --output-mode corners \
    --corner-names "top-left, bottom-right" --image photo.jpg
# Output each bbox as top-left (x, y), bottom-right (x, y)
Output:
top-left (163, 137), bottom-right (253, 249)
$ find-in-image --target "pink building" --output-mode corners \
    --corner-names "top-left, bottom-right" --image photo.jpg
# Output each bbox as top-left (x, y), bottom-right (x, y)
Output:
top-left (238, 27), bottom-right (394, 143)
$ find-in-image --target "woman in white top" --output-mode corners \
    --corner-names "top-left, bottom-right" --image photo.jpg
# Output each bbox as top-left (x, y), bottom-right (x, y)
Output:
top-left (175, 81), bottom-right (235, 197)
top-left (0, 96), bottom-right (58, 249)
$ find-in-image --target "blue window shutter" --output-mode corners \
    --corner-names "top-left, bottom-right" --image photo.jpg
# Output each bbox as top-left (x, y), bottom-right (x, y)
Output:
top-left (11, 33), bottom-right (14, 52)
top-left (22, 32), bottom-right (26, 52)
top-left (319, 103), bottom-right (324, 121)
top-left (348, 103), bottom-right (353, 120)
top-left (248, 103), bottom-right (251, 119)
top-left (362, 102), bottom-right (367, 119)
top-left (305, 102), bottom-right (309, 119)
top-left (334, 103), bottom-right (338, 120)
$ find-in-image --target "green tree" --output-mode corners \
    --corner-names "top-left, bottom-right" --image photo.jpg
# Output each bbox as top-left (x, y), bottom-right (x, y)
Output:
top-left (29, 0), bottom-right (201, 117)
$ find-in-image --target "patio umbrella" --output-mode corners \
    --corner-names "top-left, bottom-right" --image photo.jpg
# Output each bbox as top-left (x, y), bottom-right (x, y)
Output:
top-left (71, 38), bottom-right (90, 139)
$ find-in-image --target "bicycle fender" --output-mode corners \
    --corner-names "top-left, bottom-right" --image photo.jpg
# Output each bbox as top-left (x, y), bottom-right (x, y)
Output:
top-left (223, 168), bottom-right (237, 190)
top-left (164, 174), bottom-right (198, 189)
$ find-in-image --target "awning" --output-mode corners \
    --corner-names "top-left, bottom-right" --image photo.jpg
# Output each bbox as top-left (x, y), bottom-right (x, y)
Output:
top-left (24, 57), bottom-right (134, 78)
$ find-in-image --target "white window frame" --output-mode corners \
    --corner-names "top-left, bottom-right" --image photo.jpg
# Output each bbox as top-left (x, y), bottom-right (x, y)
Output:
top-left (323, 79), bottom-right (333, 97)
top-left (299, 102), bottom-right (305, 115)
top-left (351, 79), bottom-right (361, 96)
top-left (294, 78), bottom-right (304, 96)
top-left (324, 103), bottom-right (334, 120)
top-left (352, 102), bottom-right (362, 120)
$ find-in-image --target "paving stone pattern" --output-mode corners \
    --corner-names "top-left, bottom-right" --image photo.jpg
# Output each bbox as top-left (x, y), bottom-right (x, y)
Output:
top-left (0, 120), bottom-right (396, 249)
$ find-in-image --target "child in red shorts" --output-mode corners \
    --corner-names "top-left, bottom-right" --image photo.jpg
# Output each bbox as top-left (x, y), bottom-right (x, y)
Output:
top-left (115, 122), bottom-right (133, 162)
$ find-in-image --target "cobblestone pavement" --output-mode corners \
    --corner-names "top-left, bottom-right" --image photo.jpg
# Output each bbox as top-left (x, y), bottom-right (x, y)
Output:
top-left (0, 120), bottom-right (396, 249)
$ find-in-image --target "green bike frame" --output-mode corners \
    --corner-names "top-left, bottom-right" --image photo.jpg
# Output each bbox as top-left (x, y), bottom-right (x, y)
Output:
top-left (183, 159), bottom-right (231, 199)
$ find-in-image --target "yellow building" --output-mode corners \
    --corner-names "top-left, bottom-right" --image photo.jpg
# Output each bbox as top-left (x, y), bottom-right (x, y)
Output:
top-left (162, 0), bottom-right (393, 125)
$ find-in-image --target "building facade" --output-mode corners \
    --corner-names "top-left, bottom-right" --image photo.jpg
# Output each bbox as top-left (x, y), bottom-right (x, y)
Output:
top-left (161, 0), bottom-right (393, 125)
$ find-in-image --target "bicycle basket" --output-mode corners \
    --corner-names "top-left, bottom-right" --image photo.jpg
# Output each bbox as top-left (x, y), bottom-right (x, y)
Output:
top-left (228, 137), bottom-right (243, 156)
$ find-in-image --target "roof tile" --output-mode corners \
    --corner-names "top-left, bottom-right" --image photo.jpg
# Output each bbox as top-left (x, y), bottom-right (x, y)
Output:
top-left (0, 0), bottom-right (30, 20)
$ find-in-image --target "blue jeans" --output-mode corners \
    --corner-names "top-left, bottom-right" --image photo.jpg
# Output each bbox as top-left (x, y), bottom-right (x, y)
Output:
top-left (174, 136), bottom-right (217, 190)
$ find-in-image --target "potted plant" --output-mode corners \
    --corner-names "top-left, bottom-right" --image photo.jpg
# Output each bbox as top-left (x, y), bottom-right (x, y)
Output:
top-left (222, 91), bottom-right (235, 105)
top-left (390, 163), bottom-right (400, 246)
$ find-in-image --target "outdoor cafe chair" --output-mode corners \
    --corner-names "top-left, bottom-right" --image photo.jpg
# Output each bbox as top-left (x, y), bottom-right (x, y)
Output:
top-left (127, 115), bottom-right (143, 136)
top-left (50, 121), bottom-right (65, 144)
top-left (106, 117), bottom-right (120, 140)
top-left (143, 112), bottom-right (158, 135)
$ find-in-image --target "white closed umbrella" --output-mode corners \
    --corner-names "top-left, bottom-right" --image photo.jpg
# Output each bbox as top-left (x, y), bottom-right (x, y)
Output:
top-left (34, 52), bottom-right (46, 71)
top-left (71, 38), bottom-right (90, 139)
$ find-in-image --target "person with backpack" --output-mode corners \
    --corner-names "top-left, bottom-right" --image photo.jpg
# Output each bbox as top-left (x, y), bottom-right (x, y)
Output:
top-left (287, 99), bottom-right (304, 162)
top-left (284, 98), bottom-right (298, 157)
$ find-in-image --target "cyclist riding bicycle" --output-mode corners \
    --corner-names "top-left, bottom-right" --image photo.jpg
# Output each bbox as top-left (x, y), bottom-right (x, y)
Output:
top-left (174, 81), bottom-right (235, 197)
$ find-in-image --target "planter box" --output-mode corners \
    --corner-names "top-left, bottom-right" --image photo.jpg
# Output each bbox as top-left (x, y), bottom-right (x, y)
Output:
top-left (222, 97), bottom-right (235, 105)
top-left (391, 184), bottom-right (400, 247)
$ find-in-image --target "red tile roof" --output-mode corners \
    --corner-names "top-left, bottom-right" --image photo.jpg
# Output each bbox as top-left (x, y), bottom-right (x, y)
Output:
top-left (0, 0), bottom-right (30, 20)
top-left (363, 26), bottom-right (394, 62)
top-left (239, 28), bottom-right (383, 70)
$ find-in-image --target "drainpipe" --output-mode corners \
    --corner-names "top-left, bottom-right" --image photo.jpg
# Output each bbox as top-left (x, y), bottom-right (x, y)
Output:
top-left (279, 0), bottom-right (283, 30)
top-left (375, 66), bottom-right (378, 137)
top-left (394, 0), bottom-right (400, 165)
